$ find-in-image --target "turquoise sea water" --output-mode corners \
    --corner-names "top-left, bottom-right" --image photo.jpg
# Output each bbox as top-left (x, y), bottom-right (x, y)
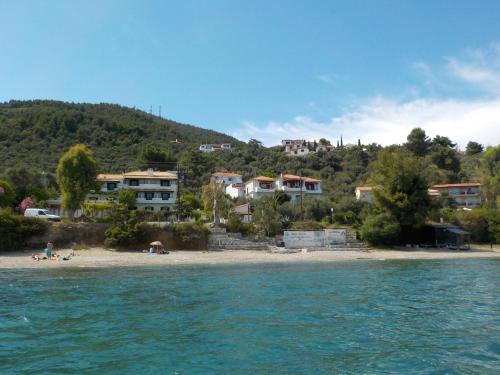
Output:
top-left (1, 259), bottom-right (499, 374)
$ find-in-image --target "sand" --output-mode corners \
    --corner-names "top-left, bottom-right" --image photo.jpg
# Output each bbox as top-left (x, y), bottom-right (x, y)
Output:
top-left (1, 246), bottom-right (500, 269)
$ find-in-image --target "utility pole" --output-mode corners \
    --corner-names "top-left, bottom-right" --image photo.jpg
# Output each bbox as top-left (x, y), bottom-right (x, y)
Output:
top-left (300, 170), bottom-right (304, 220)
top-left (159, 105), bottom-right (162, 118)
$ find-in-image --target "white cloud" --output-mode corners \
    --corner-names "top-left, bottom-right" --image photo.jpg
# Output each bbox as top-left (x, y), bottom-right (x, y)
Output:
top-left (316, 73), bottom-right (338, 85)
top-left (234, 97), bottom-right (500, 149)
top-left (235, 45), bottom-right (500, 149)
top-left (446, 43), bottom-right (500, 94)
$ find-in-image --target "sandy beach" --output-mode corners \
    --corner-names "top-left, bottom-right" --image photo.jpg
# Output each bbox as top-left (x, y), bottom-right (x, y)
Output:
top-left (1, 246), bottom-right (500, 269)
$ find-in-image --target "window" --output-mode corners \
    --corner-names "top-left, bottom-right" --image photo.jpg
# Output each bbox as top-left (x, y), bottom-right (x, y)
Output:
top-left (160, 180), bottom-right (171, 187)
top-left (129, 179), bottom-right (139, 186)
top-left (107, 182), bottom-right (117, 191)
top-left (88, 196), bottom-right (98, 201)
top-left (38, 210), bottom-right (46, 215)
top-left (144, 206), bottom-right (154, 211)
top-left (160, 207), bottom-right (170, 211)
top-left (162, 192), bottom-right (171, 200)
top-left (145, 192), bottom-right (154, 200)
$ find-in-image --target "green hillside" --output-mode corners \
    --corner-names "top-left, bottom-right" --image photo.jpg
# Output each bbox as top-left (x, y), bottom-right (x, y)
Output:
top-left (0, 100), bottom-right (242, 172)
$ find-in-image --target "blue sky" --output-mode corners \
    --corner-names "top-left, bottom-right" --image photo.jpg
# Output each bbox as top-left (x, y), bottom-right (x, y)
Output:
top-left (1, 0), bottom-right (499, 147)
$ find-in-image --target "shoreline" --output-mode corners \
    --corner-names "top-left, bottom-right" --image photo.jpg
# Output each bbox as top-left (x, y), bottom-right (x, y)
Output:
top-left (1, 247), bottom-right (500, 269)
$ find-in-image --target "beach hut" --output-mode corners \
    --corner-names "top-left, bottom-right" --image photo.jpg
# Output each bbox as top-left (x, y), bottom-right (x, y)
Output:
top-left (421, 223), bottom-right (471, 249)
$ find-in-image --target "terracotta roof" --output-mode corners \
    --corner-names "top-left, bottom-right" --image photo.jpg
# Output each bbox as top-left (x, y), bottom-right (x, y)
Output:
top-left (123, 170), bottom-right (177, 179)
top-left (282, 174), bottom-right (321, 182)
top-left (97, 174), bottom-right (123, 181)
top-left (213, 172), bottom-right (242, 177)
top-left (252, 176), bottom-right (276, 182)
top-left (431, 183), bottom-right (481, 188)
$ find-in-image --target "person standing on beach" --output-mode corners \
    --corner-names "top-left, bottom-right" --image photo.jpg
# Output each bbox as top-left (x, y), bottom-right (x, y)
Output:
top-left (46, 240), bottom-right (54, 257)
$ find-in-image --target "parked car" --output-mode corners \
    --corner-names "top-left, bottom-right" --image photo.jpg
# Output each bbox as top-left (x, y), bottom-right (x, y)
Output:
top-left (24, 208), bottom-right (61, 222)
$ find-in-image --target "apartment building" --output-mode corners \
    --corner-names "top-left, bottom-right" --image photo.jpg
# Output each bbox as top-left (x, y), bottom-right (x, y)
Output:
top-left (429, 183), bottom-right (481, 208)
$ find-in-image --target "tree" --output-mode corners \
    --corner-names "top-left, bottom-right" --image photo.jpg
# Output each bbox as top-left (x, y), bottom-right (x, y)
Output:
top-left (480, 146), bottom-right (500, 209)
top-left (118, 189), bottom-right (137, 210)
top-left (56, 144), bottom-right (98, 221)
top-left (432, 135), bottom-right (456, 149)
top-left (176, 192), bottom-right (201, 220)
top-left (465, 141), bottom-right (484, 156)
top-left (405, 128), bottom-right (431, 157)
top-left (429, 146), bottom-right (461, 175)
top-left (201, 178), bottom-right (229, 226)
top-left (17, 197), bottom-right (35, 212)
top-left (360, 212), bottom-right (401, 246)
top-left (136, 144), bottom-right (177, 171)
top-left (367, 149), bottom-right (431, 243)
top-left (319, 138), bottom-right (331, 146)
top-left (0, 180), bottom-right (16, 208)
top-left (253, 196), bottom-right (283, 237)
top-left (271, 190), bottom-right (291, 210)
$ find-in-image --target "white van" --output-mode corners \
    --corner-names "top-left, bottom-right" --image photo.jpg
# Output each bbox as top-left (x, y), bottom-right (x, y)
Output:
top-left (24, 208), bottom-right (61, 222)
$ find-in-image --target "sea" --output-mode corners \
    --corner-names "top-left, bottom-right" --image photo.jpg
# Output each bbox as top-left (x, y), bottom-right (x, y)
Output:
top-left (1, 259), bottom-right (499, 374)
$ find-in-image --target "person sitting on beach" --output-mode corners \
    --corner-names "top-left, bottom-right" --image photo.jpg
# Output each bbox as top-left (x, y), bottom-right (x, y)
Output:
top-left (31, 254), bottom-right (40, 261)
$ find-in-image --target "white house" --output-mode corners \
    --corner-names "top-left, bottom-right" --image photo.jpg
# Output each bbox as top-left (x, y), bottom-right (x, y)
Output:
top-left (212, 172), bottom-right (243, 188)
top-left (233, 203), bottom-right (253, 222)
top-left (226, 183), bottom-right (246, 199)
top-left (282, 139), bottom-right (311, 157)
top-left (355, 186), bottom-right (375, 202)
top-left (245, 176), bottom-right (276, 199)
top-left (429, 183), bottom-right (481, 208)
top-left (275, 174), bottom-right (322, 201)
top-left (199, 143), bottom-right (232, 152)
top-left (92, 169), bottom-right (178, 212)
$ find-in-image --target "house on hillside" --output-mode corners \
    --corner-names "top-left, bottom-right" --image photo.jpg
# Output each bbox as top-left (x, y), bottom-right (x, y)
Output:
top-left (199, 143), bottom-right (232, 152)
top-left (429, 183), bottom-right (481, 209)
top-left (233, 203), bottom-right (253, 222)
top-left (226, 183), bottom-right (246, 199)
top-left (91, 169), bottom-right (178, 212)
top-left (355, 186), bottom-right (376, 202)
top-left (275, 174), bottom-right (322, 201)
top-left (212, 172), bottom-right (243, 189)
top-left (245, 176), bottom-right (277, 199)
top-left (282, 139), bottom-right (310, 157)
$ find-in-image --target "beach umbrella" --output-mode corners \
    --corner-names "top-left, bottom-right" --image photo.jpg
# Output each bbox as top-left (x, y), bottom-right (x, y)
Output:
top-left (150, 241), bottom-right (163, 247)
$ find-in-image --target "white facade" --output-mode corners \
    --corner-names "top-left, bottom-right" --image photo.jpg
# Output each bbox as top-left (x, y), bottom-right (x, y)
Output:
top-left (276, 174), bottom-right (322, 201)
top-left (92, 169), bottom-right (178, 212)
top-left (245, 176), bottom-right (277, 200)
top-left (226, 183), bottom-right (246, 199)
top-left (430, 183), bottom-right (481, 208)
top-left (212, 172), bottom-right (243, 188)
top-left (282, 139), bottom-right (311, 157)
top-left (199, 143), bottom-right (232, 152)
top-left (355, 186), bottom-right (374, 202)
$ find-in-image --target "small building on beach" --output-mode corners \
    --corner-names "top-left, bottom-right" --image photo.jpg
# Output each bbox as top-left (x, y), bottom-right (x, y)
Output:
top-left (420, 223), bottom-right (471, 249)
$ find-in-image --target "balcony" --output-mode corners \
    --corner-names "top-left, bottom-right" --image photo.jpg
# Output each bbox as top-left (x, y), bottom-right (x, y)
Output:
top-left (136, 197), bottom-right (176, 204)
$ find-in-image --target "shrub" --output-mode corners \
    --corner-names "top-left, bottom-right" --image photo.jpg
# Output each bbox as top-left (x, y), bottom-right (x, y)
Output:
top-left (290, 220), bottom-right (325, 231)
top-left (104, 208), bottom-right (146, 247)
top-left (360, 212), bottom-right (400, 246)
top-left (0, 180), bottom-right (16, 208)
top-left (452, 209), bottom-right (490, 243)
top-left (166, 222), bottom-right (209, 244)
top-left (0, 209), bottom-right (48, 251)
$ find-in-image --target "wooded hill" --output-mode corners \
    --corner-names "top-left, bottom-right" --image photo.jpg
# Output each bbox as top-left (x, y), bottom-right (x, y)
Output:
top-left (0, 100), bottom-right (242, 172)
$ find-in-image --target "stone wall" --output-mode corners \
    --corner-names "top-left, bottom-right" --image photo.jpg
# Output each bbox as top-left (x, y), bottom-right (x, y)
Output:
top-left (25, 222), bottom-right (208, 251)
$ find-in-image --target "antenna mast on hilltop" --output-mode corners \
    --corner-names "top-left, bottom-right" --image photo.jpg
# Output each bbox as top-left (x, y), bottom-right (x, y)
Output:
top-left (149, 105), bottom-right (153, 115)
top-left (159, 105), bottom-right (162, 118)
